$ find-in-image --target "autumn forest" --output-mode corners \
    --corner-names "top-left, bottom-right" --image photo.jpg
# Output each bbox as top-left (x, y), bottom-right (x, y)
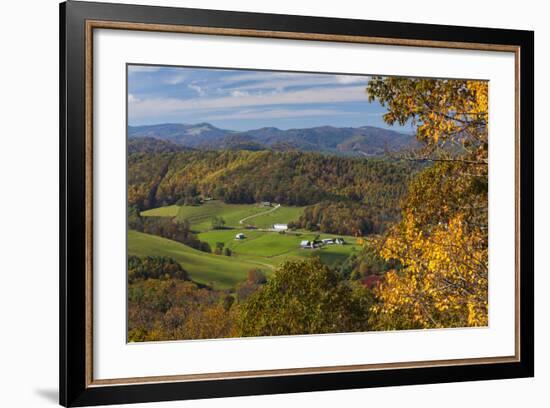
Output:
top-left (127, 69), bottom-right (489, 342)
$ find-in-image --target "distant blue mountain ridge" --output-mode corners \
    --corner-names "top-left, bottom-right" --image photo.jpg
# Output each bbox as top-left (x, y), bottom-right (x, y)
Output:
top-left (128, 122), bottom-right (417, 156)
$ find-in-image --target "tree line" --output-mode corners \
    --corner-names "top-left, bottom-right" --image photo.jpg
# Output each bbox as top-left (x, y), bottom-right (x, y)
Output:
top-left (129, 151), bottom-right (415, 210)
top-left (128, 256), bottom-right (375, 342)
top-left (129, 207), bottom-right (212, 253)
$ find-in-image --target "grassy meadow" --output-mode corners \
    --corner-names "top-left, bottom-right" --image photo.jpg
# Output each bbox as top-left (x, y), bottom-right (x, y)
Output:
top-left (131, 200), bottom-right (361, 288)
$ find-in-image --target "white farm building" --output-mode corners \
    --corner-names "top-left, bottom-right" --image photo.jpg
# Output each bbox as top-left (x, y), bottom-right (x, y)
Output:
top-left (300, 240), bottom-right (313, 249)
top-left (273, 224), bottom-right (288, 231)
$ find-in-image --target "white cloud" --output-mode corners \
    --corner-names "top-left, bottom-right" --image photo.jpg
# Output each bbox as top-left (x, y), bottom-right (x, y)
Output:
top-left (205, 108), bottom-right (354, 121)
top-left (129, 85), bottom-right (370, 121)
top-left (220, 71), bottom-right (305, 83)
top-left (230, 90), bottom-right (250, 97)
top-left (225, 73), bottom-right (368, 92)
top-left (127, 65), bottom-right (162, 74)
top-left (164, 74), bottom-right (187, 85)
top-left (336, 75), bottom-right (370, 84)
top-left (187, 84), bottom-right (206, 96)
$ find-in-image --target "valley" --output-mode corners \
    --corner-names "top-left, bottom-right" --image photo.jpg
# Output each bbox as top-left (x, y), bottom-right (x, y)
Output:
top-left (133, 200), bottom-right (361, 289)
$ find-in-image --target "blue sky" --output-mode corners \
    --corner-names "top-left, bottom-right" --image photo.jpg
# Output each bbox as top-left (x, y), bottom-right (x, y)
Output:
top-left (127, 65), bottom-right (409, 131)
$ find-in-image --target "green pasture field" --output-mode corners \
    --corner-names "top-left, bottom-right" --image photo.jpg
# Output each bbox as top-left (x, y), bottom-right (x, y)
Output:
top-left (177, 201), bottom-right (266, 231)
top-left (198, 229), bottom-right (361, 268)
top-left (128, 230), bottom-right (269, 289)
top-left (140, 200), bottom-right (304, 232)
top-left (132, 201), bottom-right (361, 288)
top-left (244, 206), bottom-right (305, 229)
top-left (140, 205), bottom-right (180, 217)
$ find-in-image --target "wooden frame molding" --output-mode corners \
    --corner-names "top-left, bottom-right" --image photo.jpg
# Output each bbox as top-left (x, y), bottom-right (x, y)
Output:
top-left (61, 1), bottom-right (534, 405)
top-left (86, 19), bottom-right (520, 52)
top-left (84, 19), bottom-right (522, 388)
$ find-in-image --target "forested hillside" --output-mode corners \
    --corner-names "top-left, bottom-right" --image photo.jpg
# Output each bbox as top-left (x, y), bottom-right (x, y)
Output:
top-left (128, 150), bottom-right (417, 235)
top-left (128, 137), bottom-right (190, 154)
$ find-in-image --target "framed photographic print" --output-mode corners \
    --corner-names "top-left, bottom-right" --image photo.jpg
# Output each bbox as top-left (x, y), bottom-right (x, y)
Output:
top-left (60, 1), bottom-right (534, 406)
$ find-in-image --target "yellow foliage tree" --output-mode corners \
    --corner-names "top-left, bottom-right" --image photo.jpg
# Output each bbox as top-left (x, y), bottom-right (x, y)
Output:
top-left (372, 212), bottom-right (488, 329)
top-left (367, 78), bottom-right (488, 329)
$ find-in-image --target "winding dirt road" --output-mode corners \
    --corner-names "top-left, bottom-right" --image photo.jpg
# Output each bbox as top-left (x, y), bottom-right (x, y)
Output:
top-left (238, 204), bottom-right (281, 225)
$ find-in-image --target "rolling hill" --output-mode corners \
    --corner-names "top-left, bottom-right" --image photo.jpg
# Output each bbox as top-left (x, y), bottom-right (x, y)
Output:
top-left (128, 224), bottom-right (360, 289)
top-left (142, 201), bottom-right (305, 232)
top-left (128, 123), bottom-right (415, 156)
top-left (128, 123), bottom-right (231, 147)
top-left (128, 150), bottom-right (416, 235)
top-left (128, 137), bottom-right (191, 154)
top-left (128, 230), bottom-right (266, 289)
top-left (226, 125), bottom-right (416, 156)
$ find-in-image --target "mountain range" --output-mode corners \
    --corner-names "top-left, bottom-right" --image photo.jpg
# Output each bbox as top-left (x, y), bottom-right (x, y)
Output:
top-left (128, 122), bottom-right (416, 156)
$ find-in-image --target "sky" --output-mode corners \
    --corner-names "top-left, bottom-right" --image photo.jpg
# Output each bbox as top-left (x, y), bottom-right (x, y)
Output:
top-left (127, 65), bottom-right (409, 131)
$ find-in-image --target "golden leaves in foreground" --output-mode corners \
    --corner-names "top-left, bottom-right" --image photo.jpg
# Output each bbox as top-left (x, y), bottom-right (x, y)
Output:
top-left (367, 77), bottom-right (489, 330)
top-left (371, 213), bottom-right (488, 329)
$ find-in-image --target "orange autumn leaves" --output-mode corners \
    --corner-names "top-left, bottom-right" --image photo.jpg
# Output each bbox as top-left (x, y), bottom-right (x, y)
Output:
top-left (367, 78), bottom-right (489, 330)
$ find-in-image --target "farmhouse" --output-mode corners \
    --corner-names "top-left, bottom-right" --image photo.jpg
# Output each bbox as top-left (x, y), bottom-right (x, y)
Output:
top-left (300, 240), bottom-right (313, 249)
top-left (300, 240), bottom-right (322, 249)
top-left (273, 224), bottom-right (288, 231)
top-left (318, 238), bottom-right (345, 246)
top-left (235, 233), bottom-right (245, 240)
